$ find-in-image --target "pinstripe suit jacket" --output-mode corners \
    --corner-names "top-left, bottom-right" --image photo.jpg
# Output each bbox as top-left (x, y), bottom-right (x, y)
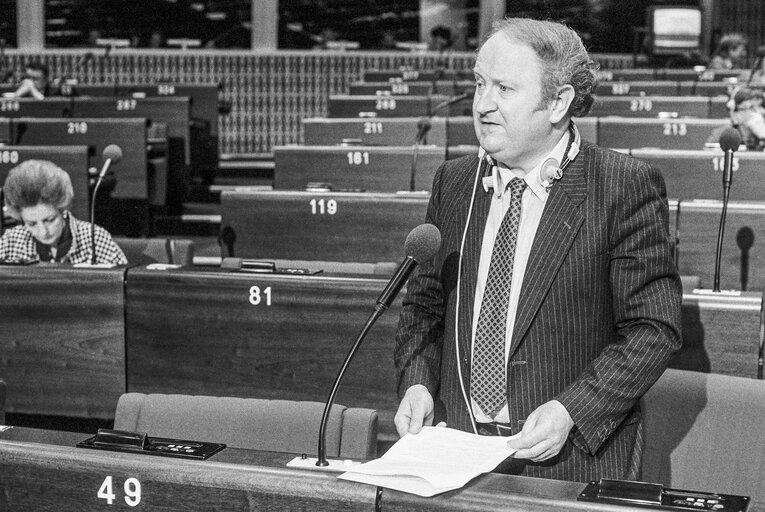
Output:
top-left (395, 140), bottom-right (683, 482)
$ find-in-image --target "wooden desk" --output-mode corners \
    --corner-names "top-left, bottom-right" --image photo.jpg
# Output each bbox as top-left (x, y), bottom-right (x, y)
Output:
top-left (10, 117), bottom-right (148, 200)
top-left (2, 427), bottom-right (761, 512)
top-left (349, 82), bottom-right (433, 96)
top-left (273, 145), bottom-right (443, 192)
top-left (219, 190), bottom-right (428, 261)
top-left (598, 118), bottom-right (728, 150)
top-left (631, 149), bottom-right (765, 201)
top-left (124, 268), bottom-right (403, 434)
top-left (595, 80), bottom-right (680, 96)
top-left (302, 117), bottom-right (448, 147)
top-left (0, 265), bottom-right (126, 419)
top-left (677, 200), bottom-right (765, 292)
top-left (675, 290), bottom-right (765, 379)
top-left (327, 94), bottom-right (447, 118)
top-left (587, 96), bottom-right (724, 118)
top-left (0, 145), bottom-right (90, 219)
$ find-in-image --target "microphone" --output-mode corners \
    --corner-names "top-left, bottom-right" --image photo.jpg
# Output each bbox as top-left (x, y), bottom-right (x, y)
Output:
top-left (314, 223), bottom-right (441, 467)
top-left (90, 145), bottom-right (122, 264)
top-left (409, 90), bottom-right (473, 191)
top-left (713, 128), bottom-right (742, 292)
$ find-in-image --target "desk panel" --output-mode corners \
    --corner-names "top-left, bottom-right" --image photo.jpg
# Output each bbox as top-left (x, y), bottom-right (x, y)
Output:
top-left (0, 266), bottom-right (126, 418)
top-left (595, 80), bottom-right (680, 96)
top-left (0, 145), bottom-right (90, 219)
top-left (302, 117), bottom-right (447, 146)
top-left (631, 149), bottom-right (765, 201)
top-left (677, 201), bottom-right (765, 292)
top-left (675, 291), bottom-right (764, 379)
top-left (0, 117), bottom-right (9, 143)
top-left (349, 82), bottom-right (433, 96)
top-left (273, 145), bottom-right (443, 192)
top-left (125, 268), bottom-right (402, 433)
top-left (0, 428), bottom-right (377, 512)
top-left (327, 94), bottom-right (444, 118)
top-left (587, 96), bottom-right (719, 118)
top-left (10, 117), bottom-right (148, 200)
top-left (598, 118), bottom-right (728, 150)
top-left (219, 190), bottom-right (428, 262)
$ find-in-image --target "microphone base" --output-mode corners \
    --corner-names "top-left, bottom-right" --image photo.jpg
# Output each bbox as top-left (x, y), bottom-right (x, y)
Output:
top-left (286, 455), bottom-right (363, 473)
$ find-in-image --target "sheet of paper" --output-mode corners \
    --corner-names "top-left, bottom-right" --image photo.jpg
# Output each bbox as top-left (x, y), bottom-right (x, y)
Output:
top-left (338, 426), bottom-right (517, 497)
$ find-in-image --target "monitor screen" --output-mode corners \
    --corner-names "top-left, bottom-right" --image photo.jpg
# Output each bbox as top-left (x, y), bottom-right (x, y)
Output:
top-left (651, 6), bottom-right (702, 52)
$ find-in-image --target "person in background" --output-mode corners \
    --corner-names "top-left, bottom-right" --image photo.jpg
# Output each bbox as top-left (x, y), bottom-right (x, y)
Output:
top-left (9, 61), bottom-right (50, 99)
top-left (0, 160), bottom-right (127, 265)
top-left (428, 25), bottom-right (453, 52)
top-left (395, 17), bottom-right (682, 482)
top-left (709, 33), bottom-right (748, 69)
top-left (729, 87), bottom-right (765, 150)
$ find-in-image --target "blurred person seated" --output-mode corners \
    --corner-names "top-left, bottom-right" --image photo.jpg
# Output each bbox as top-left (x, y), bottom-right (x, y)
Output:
top-left (0, 160), bottom-right (127, 265)
top-left (7, 61), bottom-right (50, 99)
top-left (709, 33), bottom-right (748, 69)
top-left (729, 87), bottom-right (765, 150)
top-left (428, 25), bottom-right (453, 52)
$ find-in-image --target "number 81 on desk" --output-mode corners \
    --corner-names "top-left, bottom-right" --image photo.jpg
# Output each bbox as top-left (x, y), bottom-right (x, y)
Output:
top-left (97, 476), bottom-right (141, 506)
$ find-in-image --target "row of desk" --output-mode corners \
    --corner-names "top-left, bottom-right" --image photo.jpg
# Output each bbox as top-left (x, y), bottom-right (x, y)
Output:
top-left (0, 264), bottom-right (762, 437)
top-left (272, 144), bottom-right (764, 202)
top-left (351, 79), bottom-right (741, 98)
top-left (301, 116), bottom-right (732, 150)
top-left (326, 93), bottom-right (731, 119)
top-left (219, 190), bottom-right (765, 293)
top-left (361, 68), bottom-right (744, 83)
top-left (3, 427), bottom-right (719, 512)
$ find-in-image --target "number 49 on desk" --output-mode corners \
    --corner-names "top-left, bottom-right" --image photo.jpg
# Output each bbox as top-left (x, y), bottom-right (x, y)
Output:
top-left (98, 476), bottom-right (142, 507)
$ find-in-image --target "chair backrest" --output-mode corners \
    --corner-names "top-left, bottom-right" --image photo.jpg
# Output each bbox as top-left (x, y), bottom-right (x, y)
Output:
top-left (0, 378), bottom-right (5, 424)
top-left (115, 238), bottom-right (195, 266)
top-left (113, 393), bottom-right (377, 460)
top-left (641, 369), bottom-right (765, 501)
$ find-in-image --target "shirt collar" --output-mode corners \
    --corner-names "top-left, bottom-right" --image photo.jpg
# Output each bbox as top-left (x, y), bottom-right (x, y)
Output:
top-left (482, 131), bottom-right (569, 199)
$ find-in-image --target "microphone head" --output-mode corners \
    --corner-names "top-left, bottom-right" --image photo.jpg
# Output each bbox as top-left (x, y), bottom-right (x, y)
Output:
top-left (719, 127), bottom-right (742, 152)
top-left (102, 144), bottom-right (123, 164)
top-left (404, 223), bottom-right (441, 263)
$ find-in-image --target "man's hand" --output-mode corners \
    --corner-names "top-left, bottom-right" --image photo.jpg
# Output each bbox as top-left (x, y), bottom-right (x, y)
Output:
top-left (506, 400), bottom-right (574, 462)
top-left (14, 79), bottom-right (44, 99)
top-left (394, 384), bottom-right (435, 437)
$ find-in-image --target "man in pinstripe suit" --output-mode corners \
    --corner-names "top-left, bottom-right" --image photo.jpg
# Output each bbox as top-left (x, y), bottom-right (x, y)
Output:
top-left (394, 18), bottom-right (683, 482)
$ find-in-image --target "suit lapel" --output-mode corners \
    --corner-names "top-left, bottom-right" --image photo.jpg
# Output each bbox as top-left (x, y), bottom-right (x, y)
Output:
top-left (509, 151), bottom-right (589, 356)
top-left (457, 158), bottom-right (491, 377)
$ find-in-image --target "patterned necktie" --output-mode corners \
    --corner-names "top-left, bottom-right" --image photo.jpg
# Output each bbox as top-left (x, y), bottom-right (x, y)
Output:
top-left (471, 177), bottom-right (527, 418)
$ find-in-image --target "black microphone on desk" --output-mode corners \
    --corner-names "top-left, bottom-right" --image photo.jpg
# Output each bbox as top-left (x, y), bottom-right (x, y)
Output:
top-left (409, 90), bottom-right (473, 191)
top-left (90, 144), bottom-right (122, 264)
top-left (713, 127), bottom-right (742, 292)
top-left (315, 223), bottom-right (441, 467)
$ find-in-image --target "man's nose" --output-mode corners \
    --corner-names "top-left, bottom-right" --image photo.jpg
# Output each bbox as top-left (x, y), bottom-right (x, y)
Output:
top-left (474, 88), bottom-right (497, 115)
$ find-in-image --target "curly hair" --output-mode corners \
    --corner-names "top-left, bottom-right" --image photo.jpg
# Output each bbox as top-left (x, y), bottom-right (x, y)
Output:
top-left (487, 18), bottom-right (599, 117)
top-left (3, 160), bottom-right (74, 219)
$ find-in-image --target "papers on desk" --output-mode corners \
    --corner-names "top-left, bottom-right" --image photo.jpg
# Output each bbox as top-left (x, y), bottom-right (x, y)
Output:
top-left (338, 426), bottom-right (517, 497)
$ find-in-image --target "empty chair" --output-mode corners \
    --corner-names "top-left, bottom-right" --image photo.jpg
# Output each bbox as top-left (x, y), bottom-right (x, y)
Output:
top-left (113, 393), bottom-right (378, 460)
top-left (641, 369), bottom-right (765, 502)
top-left (115, 237), bottom-right (194, 266)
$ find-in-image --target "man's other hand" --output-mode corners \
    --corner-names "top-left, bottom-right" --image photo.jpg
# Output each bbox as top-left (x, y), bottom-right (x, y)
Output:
top-left (506, 400), bottom-right (574, 462)
top-left (394, 384), bottom-right (434, 437)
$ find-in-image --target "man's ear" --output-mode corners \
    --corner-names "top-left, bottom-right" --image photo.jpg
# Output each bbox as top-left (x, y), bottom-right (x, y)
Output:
top-left (549, 84), bottom-right (575, 124)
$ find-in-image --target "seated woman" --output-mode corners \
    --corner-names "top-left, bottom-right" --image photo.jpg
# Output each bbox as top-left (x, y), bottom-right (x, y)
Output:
top-left (709, 33), bottom-right (748, 70)
top-left (729, 87), bottom-right (765, 150)
top-left (0, 160), bottom-right (127, 265)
